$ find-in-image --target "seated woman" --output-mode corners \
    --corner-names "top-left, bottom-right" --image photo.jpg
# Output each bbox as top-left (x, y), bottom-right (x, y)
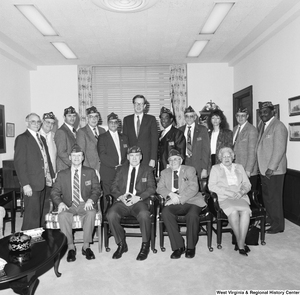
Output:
top-left (0, 206), bottom-right (5, 238)
top-left (208, 147), bottom-right (251, 256)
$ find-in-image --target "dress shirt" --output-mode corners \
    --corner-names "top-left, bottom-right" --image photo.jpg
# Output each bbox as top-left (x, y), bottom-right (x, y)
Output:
top-left (125, 164), bottom-right (140, 195)
top-left (71, 166), bottom-right (84, 203)
top-left (109, 130), bottom-right (121, 164)
top-left (210, 130), bottom-right (219, 154)
top-left (233, 121), bottom-right (247, 144)
top-left (65, 122), bottom-right (76, 136)
top-left (264, 116), bottom-right (275, 129)
top-left (88, 124), bottom-right (98, 137)
top-left (160, 124), bottom-right (172, 140)
top-left (134, 113), bottom-right (144, 136)
top-left (27, 128), bottom-right (42, 147)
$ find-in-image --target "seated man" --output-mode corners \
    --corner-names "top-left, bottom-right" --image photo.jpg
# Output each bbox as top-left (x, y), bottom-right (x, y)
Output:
top-left (157, 149), bottom-right (206, 259)
top-left (107, 146), bottom-right (156, 261)
top-left (51, 144), bottom-right (101, 262)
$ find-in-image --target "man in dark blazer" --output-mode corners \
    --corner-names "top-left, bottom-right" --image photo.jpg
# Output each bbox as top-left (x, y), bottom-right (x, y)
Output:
top-left (123, 94), bottom-right (158, 167)
top-left (76, 106), bottom-right (105, 171)
top-left (157, 149), bottom-right (206, 259)
top-left (158, 107), bottom-right (186, 175)
top-left (179, 106), bottom-right (210, 181)
top-left (51, 144), bottom-right (101, 262)
top-left (54, 106), bottom-right (77, 171)
top-left (97, 112), bottom-right (128, 208)
top-left (106, 146), bottom-right (156, 261)
top-left (14, 113), bottom-right (54, 230)
top-left (256, 101), bottom-right (288, 234)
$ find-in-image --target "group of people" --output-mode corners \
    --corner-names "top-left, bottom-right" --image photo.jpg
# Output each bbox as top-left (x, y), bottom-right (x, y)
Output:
top-left (12, 93), bottom-right (288, 261)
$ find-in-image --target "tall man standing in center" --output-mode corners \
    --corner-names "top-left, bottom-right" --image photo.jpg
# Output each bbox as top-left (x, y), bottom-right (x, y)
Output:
top-left (123, 95), bottom-right (158, 167)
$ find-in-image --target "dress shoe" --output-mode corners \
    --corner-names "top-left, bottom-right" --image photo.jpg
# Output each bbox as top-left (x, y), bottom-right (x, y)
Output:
top-left (185, 248), bottom-right (195, 259)
top-left (170, 247), bottom-right (185, 259)
top-left (234, 244), bottom-right (250, 253)
top-left (82, 247), bottom-right (95, 260)
top-left (136, 242), bottom-right (150, 261)
top-left (67, 249), bottom-right (76, 262)
top-left (112, 240), bottom-right (128, 259)
top-left (266, 228), bottom-right (283, 234)
top-left (238, 249), bottom-right (248, 256)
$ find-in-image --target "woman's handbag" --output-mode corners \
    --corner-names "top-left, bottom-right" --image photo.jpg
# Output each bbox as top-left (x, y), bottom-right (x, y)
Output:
top-left (245, 223), bottom-right (260, 245)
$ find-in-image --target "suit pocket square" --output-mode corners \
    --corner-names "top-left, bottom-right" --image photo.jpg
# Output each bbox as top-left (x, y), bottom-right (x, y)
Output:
top-left (142, 178), bottom-right (147, 182)
top-left (196, 137), bottom-right (202, 141)
top-left (168, 141), bottom-right (174, 146)
top-left (123, 144), bottom-right (128, 148)
top-left (85, 180), bottom-right (91, 186)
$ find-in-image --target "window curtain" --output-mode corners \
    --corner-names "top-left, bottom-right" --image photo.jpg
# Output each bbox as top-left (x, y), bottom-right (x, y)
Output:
top-left (78, 66), bottom-right (93, 127)
top-left (169, 65), bottom-right (187, 127)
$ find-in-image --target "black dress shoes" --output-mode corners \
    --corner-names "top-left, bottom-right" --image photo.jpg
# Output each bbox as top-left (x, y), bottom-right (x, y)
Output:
top-left (136, 242), bottom-right (150, 261)
top-left (185, 248), bottom-right (195, 258)
top-left (170, 247), bottom-right (185, 259)
top-left (67, 249), bottom-right (76, 262)
top-left (238, 249), bottom-right (248, 256)
top-left (112, 240), bottom-right (128, 259)
top-left (82, 248), bottom-right (95, 260)
top-left (234, 244), bottom-right (250, 253)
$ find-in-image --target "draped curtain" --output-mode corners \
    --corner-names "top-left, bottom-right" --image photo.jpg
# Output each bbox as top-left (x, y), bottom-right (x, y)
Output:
top-left (78, 66), bottom-right (93, 127)
top-left (169, 64), bottom-right (187, 127)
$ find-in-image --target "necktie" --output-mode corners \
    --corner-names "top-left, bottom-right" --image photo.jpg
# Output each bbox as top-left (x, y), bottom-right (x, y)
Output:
top-left (72, 128), bottom-right (76, 138)
top-left (187, 126), bottom-right (192, 157)
top-left (129, 167), bottom-right (136, 194)
top-left (137, 116), bottom-right (140, 137)
top-left (36, 133), bottom-right (43, 149)
top-left (93, 127), bottom-right (98, 140)
top-left (73, 169), bottom-right (80, 207)
top-left (233, 126), bottom-right (241, 147)
top-left (173, 170), bottom-right (179, 189)
top-left (259, 123), bottom-right (266, 142)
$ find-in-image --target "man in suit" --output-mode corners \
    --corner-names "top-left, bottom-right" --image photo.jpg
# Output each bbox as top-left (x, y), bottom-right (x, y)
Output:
top-left (179, 106), bottom-right (210, 181)
top-left (97, 112), bottom-right (128, 206)
top-left (51, 144), bottom-right (101, 262)
top-left (158, 107), bottom-right (186, 175)
top-left (256, 101), bottom-right (288, 234)
top-left (106, 146), bottom-right (156, 261)
top-left (14, 113), bottom-right (54, 230)
top-left (54, 106), bottom-right (77, 172)
top-left (157, 149), bottom-right (206, 259)
top-left (123, 95), bottom-right (158, 167)
top-left (76, 106), bottom-right (105, 171)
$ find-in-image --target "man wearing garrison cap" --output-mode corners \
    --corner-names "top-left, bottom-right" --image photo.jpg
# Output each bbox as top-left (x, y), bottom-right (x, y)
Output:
top-left (76, 106), bottom-right (105, 172)
top-left (233, 107), bottom-right (258, 193)
top-left (157, 148), bottom-right (206, 259)
top-left (256, 101), bottom-right (288, 234)
top-left (157, 106), bottom-right (186, 175)
top-left (179, 106), bottom-right (210, 182)
top-left (54, 106), bottom-right (77, 171)
top-left (107, 145), bottom-right (156, 261)
top-left (51, 144), bottom-right (101, 262)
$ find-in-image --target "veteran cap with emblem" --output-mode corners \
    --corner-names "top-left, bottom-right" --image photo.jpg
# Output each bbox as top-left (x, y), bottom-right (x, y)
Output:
top-left (86, 106), bottom-right (98, 115)
top-left (43, 112), bottom-right (55, 120)
top-left (168, 148), bottom-right (182, 159)
top-left (236, 107), bottom-right (249, 114)
top-left (184, 106), bottom-right (195, 114)
top-left (258, 101), bottom-right (274, 110)
top-left (70, 144), bottom-right (83, 154)
top-left (127, 146), bottom-right (142, 154)
top-left (160, 106), bottom-right (173, 118)
top-left (107, 112), bottom-right (118, 121)
top-left (64, 106), bottom-right (76, 116)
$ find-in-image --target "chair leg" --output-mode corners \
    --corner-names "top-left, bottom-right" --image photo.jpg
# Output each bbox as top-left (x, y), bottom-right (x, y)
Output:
top-left (159, 221), bottom-right (165, 252)
top-left (217, 220), bottom-right (222, 249)
top-left (260, 216), bottom-right (266, 245)
top-left (97, 225), bottom-right (102, 253)
top-left (104, 222), bottom-right (110, 252)
top-left (151, 221), bottom-right (157, 253)
top-left (206, 221), bottom-right (213, 252)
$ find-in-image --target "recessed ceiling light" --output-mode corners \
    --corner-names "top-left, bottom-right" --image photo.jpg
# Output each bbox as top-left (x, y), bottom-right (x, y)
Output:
top-left (187, 40), bottom-right (209, 57)
top-left (51, 42), bottom-right (77, 59)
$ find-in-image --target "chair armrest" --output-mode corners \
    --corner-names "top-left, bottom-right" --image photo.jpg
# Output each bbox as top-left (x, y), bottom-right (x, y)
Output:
top-left (210, 191), bottom-right (222, 213)
top-left (248, 190), bottom-right (263, 209)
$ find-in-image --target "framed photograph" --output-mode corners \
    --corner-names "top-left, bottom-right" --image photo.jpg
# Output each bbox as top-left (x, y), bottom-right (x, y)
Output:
top-left (0, 104), bottom-right (6, 153)
top-left (256, 104), bottom-right (280, 129)
top-left (6, 123), bottom-right (15, 137)
top-left (289, 122), bottom-right (300, 141)
top-left (288, 96), bottom-right (300, 116)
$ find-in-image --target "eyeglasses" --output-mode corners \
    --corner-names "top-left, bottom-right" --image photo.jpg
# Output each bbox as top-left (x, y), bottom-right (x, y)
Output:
top-left (29, 120), bottom-right (41, 125)
top-left (109, 121), bottom-right (118, 125)
top-left (43, 120), bottom-right (55, 125)
top-left (88, 115), bottom-right (99, 119)
top-left (185, 115), bottom-right (194, 118)
top-left (236, 114), bottom-right (247, 118)
top-left (134, 103), bottom-right (144, 106)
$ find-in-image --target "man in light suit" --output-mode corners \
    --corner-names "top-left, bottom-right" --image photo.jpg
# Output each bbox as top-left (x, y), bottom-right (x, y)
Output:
top-left (256, 101), bottom-right (288, 234)
top-left (54, 106), bottom-right (77, 171)
top-left (157, 149), bottom-right (206, 259)
top-left (51, 144), bottom-right (101, 262)
top-left (233, 107), bottom-right (258, 191)
top-left (97, 112), bottom-right (128, 206)
top-left (14, 113), bottom-right (54, 230)
top-left (106, 146), bottom-right (156, 261)
top-left (123, 95), bottom-right (158, 167)
top-left (179, 106), bottom-right (210, 181)
top-left (157, 107), bottom-right (186, 175)
top-left (76, 106), bottom-right (105, 171)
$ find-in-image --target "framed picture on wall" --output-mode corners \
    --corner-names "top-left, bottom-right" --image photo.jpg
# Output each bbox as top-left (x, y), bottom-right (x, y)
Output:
top-left (288, 96), bottom-right (300, 116)
top-left (289, 122), bottom-right (300, 141)
top-left (0, 104), bottom-right (6, 153)
top-left (6, 123), bottom-right (15, 137)
top-left (256, 104), bottom-right (280, 129)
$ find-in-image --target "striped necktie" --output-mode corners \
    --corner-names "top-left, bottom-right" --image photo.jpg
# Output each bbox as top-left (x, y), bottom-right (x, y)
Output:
top-left (187, 126), bottom-right (192, 157)
top-left (93, 127), bottom-right (98, 140)
top-left (137, 116), bottom-right (140, 137)
top-left (73, 169), bottom-right (80, 207)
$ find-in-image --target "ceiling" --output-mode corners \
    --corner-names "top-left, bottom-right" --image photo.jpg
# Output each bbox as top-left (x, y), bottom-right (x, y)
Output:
top-left (1, 0), bottom-right (300, 70)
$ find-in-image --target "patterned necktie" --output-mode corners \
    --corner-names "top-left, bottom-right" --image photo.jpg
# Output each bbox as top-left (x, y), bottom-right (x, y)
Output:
top-left (173, 170), bottom-right (179, 189)
top-left (233, 125), bottom-right (241, 147)
top-left (129, 167), bottom-right (136, 194)
top-left (93, 127), bottom-right (98, 140)
top-left (73, 169), bottom-right (80, 207)
top-left (187, 126), bottom-right (192, 157)
top-left (72, 128), bottom-right (76, 139)
top-left (137, 116), bottom-right (140, 137)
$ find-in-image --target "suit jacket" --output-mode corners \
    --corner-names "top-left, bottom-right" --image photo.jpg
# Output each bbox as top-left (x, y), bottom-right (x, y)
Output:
top-left (158, 126), bottom-right (186, 172)
top-left (255, 117), bottom-right (288, 176)
top-left (76, 125), bottom-right (105, 171)
top-left (233, 122), bottom-right (258, 176)
top-left (157, 165), bottom-right (206, 207)
top-left (97, 131), bottom-right (129, 183)
top-left (209, 128), bottom-right (233, 164)
top-left (51, 165), bottom-right (101, 208)
top-left (179, 123), bottom-right (210, 176)
top-left (208, 163), bottom-right (251, 203)
top-left (123, 114), bottom-right (158, 165)
top-left (54, 123), bottom-right (76, 171)
top-left (111, 163), bottom-right (156, 201)
top-left (14, 130), bottom-right (55, 191)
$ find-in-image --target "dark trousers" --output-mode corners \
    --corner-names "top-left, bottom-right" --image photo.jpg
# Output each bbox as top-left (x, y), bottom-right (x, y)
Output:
top-left (107, 201), bottom-right (151, 244)
top-left (41, 186), bottom-right (52, 227)
top-left (162, 203), bottom-right (202, 250)
top-left (261, 174), bottom-right (285, 232)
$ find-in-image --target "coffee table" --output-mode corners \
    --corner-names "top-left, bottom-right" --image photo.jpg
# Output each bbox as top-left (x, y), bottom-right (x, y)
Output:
top-left (0, 229), bottom-right (67, 295)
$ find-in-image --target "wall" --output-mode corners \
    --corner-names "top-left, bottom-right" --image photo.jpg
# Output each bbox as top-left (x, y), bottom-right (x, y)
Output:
top-left (187, 63), bottom-right (234, 129)
top-left (0, 55), bottom-right (31, 167)
top-left (234, 13), bottom-right (300, 170)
